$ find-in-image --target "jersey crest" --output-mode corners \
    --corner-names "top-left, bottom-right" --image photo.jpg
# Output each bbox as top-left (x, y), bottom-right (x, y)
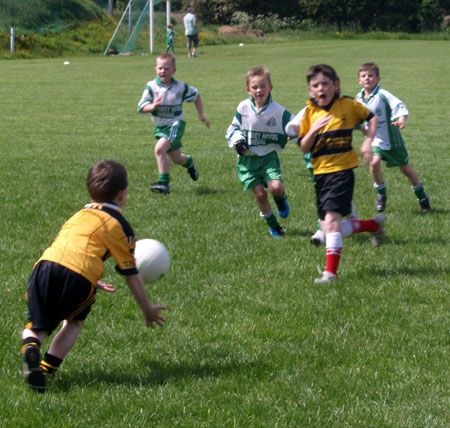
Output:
top-left (266, 117), bottom-right (277, 127)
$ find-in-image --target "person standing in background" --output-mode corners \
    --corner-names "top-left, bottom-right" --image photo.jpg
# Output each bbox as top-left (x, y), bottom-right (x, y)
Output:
top-left (183, 7), bottom-right (199, 58)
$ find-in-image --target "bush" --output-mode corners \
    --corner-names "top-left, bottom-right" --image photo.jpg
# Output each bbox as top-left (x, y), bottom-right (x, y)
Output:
top-left (0, 0), bottom-right (106, 33)
top-left (231, 11), bottom-right (302, 33)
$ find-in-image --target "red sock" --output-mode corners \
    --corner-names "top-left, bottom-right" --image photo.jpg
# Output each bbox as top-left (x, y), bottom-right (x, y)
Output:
top-left (325, 232), bottom-right (343, 275)
top-left (349, 219), bottom-right (379, 234)
top-left (326, 249), bottom-right (342, 275)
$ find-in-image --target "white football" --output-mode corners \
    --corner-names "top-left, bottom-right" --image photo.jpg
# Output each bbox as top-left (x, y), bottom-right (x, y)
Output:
top-left (134, 239), bottom-right (170, 284)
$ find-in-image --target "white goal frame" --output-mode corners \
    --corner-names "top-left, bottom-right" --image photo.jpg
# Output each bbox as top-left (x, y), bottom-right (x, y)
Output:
top-left (104, 0), bottom-right (171, 55)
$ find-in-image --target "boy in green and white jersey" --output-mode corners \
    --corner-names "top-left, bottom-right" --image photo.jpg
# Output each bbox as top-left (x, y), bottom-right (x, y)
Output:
top-left (356, 62), bottom-right (431, 212)
top-left (165, 24), bottom-right (175, 54)
top-left (226, 65), bottom-right (293, 238)
top-left (138, 53), bottom-right (210, 194)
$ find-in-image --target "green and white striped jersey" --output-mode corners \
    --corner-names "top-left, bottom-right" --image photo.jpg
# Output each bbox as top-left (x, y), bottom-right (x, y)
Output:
top-left (138, 77), bottom-right (199, 127)
top-left (226, 95), bottom-right (293, 156)
top-left (355, 84), bottom-right (409, 150)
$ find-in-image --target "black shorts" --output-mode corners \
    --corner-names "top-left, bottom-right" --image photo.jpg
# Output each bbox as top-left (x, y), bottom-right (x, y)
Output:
top-left (26, 261), bottom-right (96, 334)
top-left (186, 33), bottom-right (199, 48)
top-left (315, 169), bottom-right (354, 220)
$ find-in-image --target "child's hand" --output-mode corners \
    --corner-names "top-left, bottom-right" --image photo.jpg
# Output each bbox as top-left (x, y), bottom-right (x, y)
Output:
top-left (311, 115), bottom-right (333, 133)
top-left (140, 95), bottom-right (164, 113)
top-left (391, 116), bottom-right (406, 129)
top-left (235, 140), bottom-right (249, 155)
top-left (96, 280), bottom-right (116, 293)
top-left (145, 305), bottom-right (166, 328)
top-left (199, 114), bottom-right (210, 128)
top-left (153, 94), bottom-right (164, 107)
top-left (359, 138), bottom-right (373, 166)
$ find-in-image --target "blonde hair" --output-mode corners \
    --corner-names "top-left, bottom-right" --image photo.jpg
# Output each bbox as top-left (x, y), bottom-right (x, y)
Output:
top-left (157, 52), bottom-right (176, 67)
top-left (245, 65), bottom-right (271, 87)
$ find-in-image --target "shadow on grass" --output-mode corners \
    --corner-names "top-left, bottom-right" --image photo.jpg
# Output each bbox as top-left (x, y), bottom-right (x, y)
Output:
top-left (194, 186), bottom-right (221, 196)
top-left (284, 228), bottom-right (313, 239)
top-left (363, 264), bottom-right (450, 278)
top-left (52, 359), bottom-right (271, 392)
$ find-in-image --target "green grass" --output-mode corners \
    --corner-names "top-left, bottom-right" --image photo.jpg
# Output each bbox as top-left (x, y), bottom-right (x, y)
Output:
top-left (0, 40), bottom-right (449, 427)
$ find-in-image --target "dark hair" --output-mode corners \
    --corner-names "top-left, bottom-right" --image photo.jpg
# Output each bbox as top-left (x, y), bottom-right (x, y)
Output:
top-left (87, 160), bottom-right (128, 202)
top-left (358, 62), bottom-right (380, 77)
top-left (306, 64), bottom-right (339, 83)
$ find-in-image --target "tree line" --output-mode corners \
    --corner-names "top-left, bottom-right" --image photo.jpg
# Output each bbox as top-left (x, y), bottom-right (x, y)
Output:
top-left (176, 0), bottom-right (450, 32)
top-left (2, 0), bottom-right (449, 33)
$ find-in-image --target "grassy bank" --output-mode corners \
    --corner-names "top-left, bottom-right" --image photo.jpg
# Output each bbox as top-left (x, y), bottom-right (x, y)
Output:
top-left (1, 14), bottom-right (450, 59)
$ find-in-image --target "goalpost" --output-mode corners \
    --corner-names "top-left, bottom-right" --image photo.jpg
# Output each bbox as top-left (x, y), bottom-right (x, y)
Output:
top-left (104, 0), bottom-right (171, 55)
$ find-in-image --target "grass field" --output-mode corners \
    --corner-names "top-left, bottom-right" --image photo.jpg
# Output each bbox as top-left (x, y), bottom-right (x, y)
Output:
top-left (0, 40), bottom-right (449, 427)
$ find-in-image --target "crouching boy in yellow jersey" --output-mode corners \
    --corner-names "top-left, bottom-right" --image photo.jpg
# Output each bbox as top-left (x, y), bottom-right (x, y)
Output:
top-left (298, 64), bottom-right (385, 283)
top-left (21, 160), bottom-right (166, 392)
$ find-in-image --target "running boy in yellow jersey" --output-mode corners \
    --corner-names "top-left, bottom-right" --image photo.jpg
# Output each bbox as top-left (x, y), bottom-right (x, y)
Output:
top-left (297, 64), bottom-right (385, 283)
top-left (21, 160), bottom-right (166, 392)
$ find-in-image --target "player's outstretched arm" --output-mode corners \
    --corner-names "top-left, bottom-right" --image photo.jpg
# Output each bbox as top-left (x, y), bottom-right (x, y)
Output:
top-left (125, 274), bottom-right (166, 328)
top-left (194, 96), bottom-right (210, 128)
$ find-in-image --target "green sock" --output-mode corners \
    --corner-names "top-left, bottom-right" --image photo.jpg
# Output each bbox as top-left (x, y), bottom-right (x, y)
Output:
top-left (183, 155), bottom-right (193, 169)
top-left (158, 173), bottom-right (169, 184)
top-left (412, 182), bottom-right (427, 200)
top-left (273, 192), bottom-right (285, 202)
top-left (375, 182), bottom-right (387, 196)
top-left (263, 212), bottom-right (279, 228)
top-left (273, 192), bottom-right (287, 210)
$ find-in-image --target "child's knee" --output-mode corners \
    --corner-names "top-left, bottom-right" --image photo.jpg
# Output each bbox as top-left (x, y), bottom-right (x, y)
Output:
top-left (269, 180), bottom-right (284, 196)
top-left (155, 139), bottom-right (170, 155)
top-left (253, 187), bottom-right (268, 203)
top-left (370, 156), bottom-right (382, 169)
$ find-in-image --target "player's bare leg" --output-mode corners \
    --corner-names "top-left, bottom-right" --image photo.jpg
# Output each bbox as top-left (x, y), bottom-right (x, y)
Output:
top-left (268, 179), bottom-right (289, 219)
top-left (253, 184), bottom-right (284, 238)
top-left (400, 163), bottom-right (431, 211)
top-left (371, 154), bottom-right (387, 211)
top-left (169, 149), bottom-right (198, 181)
top-left (151, 138), bottom-right (172, 194)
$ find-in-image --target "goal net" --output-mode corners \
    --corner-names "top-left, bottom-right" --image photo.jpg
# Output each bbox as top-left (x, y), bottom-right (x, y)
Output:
top-left (105, 0), bottom-right (169, 55)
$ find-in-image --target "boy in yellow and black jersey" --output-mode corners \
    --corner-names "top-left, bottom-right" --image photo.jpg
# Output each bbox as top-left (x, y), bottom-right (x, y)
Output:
top-left (297, 64), bottom-right (386, 284)
top-left (21, 160), bottom-right (166, 392)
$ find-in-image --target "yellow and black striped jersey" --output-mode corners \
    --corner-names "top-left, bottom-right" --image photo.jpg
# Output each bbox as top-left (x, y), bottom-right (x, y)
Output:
top-left (37, 202), bottom-right (138, 284)
top-left (299, 96), bottom-right (373, 175)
